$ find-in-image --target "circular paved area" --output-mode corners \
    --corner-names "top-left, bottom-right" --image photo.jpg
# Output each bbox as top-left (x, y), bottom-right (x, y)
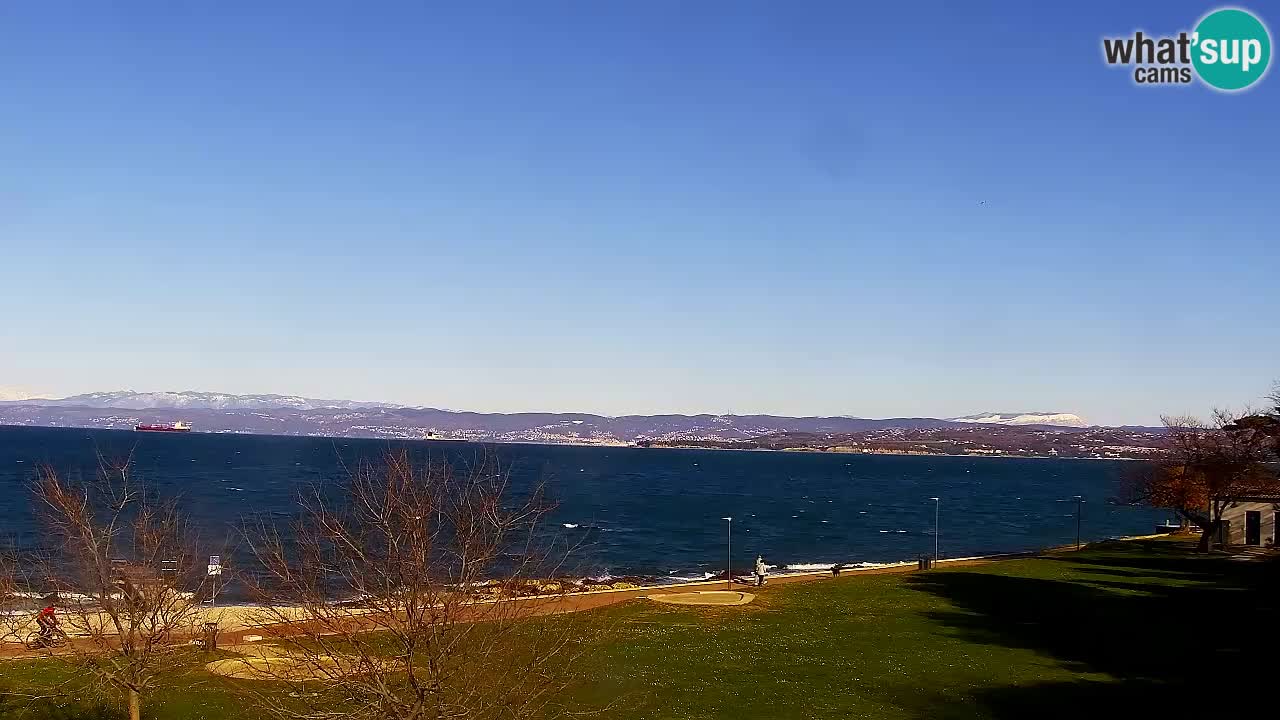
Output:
top-left (205, 644), bottom-right (345, 681)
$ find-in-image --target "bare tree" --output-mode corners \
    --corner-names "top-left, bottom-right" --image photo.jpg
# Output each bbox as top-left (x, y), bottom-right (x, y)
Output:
top-left (20, 454), bottom-right (212, 720)
top-left (1228, 384), bottom-right (1280, 447)
top-left (235, 448), bottom-right (588, 720)
top-left (1131, 410), bottom-right (1280, 551)
top-left (0, 547), bottom-right (20, 642)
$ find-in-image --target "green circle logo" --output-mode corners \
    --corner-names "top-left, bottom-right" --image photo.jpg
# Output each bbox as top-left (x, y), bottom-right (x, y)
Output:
top-left (1192, 8), bottom-right (1271, 91)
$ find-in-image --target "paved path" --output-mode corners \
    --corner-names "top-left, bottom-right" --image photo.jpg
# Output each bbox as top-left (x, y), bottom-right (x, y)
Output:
top-left (0, 550), bottom-right (1051, 659)
top-left (214, 554), bottom-right (1012, 645)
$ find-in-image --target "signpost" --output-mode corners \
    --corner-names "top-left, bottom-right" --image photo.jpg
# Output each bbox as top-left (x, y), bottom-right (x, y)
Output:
top-left (207, 555), bottom-right (222, 605)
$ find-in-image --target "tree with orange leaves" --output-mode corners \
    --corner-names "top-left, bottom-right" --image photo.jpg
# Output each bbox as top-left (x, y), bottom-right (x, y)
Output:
top-left (1132, 408), bottom-right (1279, 551)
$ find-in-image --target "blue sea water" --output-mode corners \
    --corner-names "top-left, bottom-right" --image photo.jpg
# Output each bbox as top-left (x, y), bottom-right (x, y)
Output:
top-left (0, 426), bottom-right (1162, 582)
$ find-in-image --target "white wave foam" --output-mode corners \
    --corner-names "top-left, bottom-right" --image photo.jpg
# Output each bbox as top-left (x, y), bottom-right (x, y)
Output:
top-left (777, 560), bottom-right (915, 574)
top-left (663, 571), bottom-right (717, 583)
top-left (784, 563), bottom-right (837, 571)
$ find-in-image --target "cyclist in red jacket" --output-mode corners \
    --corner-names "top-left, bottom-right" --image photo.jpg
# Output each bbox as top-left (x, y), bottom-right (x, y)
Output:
top-left (35, 602), bottom-right (59, 643)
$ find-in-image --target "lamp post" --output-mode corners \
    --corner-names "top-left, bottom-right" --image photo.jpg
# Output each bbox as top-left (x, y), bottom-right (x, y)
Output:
top-left (1074, 496), bottom-right (1083, 549)
top-left (722, 517), bottom-right (733, 590)
top-left (928, 497), bottom-right (941, 562)
top-left (929, 498), bottom-right (940, 562)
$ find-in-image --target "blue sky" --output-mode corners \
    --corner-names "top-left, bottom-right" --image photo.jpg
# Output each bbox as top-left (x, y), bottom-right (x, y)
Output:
top-left (1, 1), bottom-right (1276, 425)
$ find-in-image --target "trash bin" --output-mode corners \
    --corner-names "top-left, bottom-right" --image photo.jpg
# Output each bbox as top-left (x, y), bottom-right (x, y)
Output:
top-left (917, 554), bottom-right (933, 571)
top-left (202, 622), bottom-right (219, 652)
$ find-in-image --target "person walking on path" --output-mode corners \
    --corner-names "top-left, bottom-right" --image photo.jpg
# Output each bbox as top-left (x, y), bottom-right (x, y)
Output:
top-left (755, 556), bottom-right (768, 586)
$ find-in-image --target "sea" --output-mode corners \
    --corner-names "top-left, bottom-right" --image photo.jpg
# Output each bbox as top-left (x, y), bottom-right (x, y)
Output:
top-left (0, 426), bottom-right (1163, 584)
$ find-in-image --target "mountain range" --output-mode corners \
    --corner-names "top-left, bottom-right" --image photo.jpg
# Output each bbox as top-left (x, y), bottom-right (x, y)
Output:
top-left (0, 390), bottom-right (1087, 425)
top-left (0, 389), bottom-right (1114, 440)
top-left (0, 390), bottom-right (1173, 458)
top-left (2, 390), bottom-right (401, 411)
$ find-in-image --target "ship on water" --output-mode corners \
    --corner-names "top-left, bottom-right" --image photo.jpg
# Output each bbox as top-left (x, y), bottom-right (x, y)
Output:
top-left (134, 421), bottom-right (192, 433)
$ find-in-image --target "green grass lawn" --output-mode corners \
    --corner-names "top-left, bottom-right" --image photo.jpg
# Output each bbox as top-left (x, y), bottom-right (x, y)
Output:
top-left (0, 650), bottom-right (248, 720)
top-left (566, 538), bottom-right (1278, 719)
top-left (4, 538), bottom-right (1276, 719)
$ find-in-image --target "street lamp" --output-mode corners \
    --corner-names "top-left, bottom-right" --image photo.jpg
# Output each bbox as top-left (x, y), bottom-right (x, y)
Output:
top-left (722, 517), bottom-right (733, 590)
top-left (1074, 496), bottom-right (1084, 549)
top-left (929, 498), bottom-right (940, 562)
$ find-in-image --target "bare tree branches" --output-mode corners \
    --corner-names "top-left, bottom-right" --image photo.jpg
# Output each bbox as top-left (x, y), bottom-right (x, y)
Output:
top-left (19, 454), bottom-right (212, 720)
top-left (1226, 385), bottom-right (1280, 448)
top-left (0, 547), bottom-right (31, 651)
top-left (235, 448), bottom-right (588, 720)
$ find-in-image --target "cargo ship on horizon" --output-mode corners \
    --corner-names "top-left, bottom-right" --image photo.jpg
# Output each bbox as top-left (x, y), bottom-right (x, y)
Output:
top-left (134, 421), bottom-right (192, 433)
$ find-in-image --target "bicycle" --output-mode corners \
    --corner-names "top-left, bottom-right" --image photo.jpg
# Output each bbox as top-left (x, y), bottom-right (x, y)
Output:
top-left (24, 627), bottom-right (68, 650)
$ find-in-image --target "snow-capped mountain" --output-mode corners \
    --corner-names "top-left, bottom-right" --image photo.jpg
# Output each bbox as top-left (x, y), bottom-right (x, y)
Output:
top-left (0, 387), bottom-right (44, 402)
top-left (949, 412), bottom-right (1090, 428)
top-left (11, 390), bottom-right (401, 411)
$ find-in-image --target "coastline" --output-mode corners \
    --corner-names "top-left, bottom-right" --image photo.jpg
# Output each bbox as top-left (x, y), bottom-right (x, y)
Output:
top-left (213, 531), bottom-right (1183, 646)
top-left (1, 533), bottom-right (1181, 656)
top-left (0, 422), bottom-right (1154, 462)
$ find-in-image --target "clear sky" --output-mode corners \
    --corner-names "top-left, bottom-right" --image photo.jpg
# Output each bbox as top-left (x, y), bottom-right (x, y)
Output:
top-left (2, 1), bottom-right (1276, 425)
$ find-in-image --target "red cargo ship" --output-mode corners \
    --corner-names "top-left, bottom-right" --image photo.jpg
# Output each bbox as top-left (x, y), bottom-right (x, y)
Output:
top-left (134, 421), bottom-right (192, 433)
